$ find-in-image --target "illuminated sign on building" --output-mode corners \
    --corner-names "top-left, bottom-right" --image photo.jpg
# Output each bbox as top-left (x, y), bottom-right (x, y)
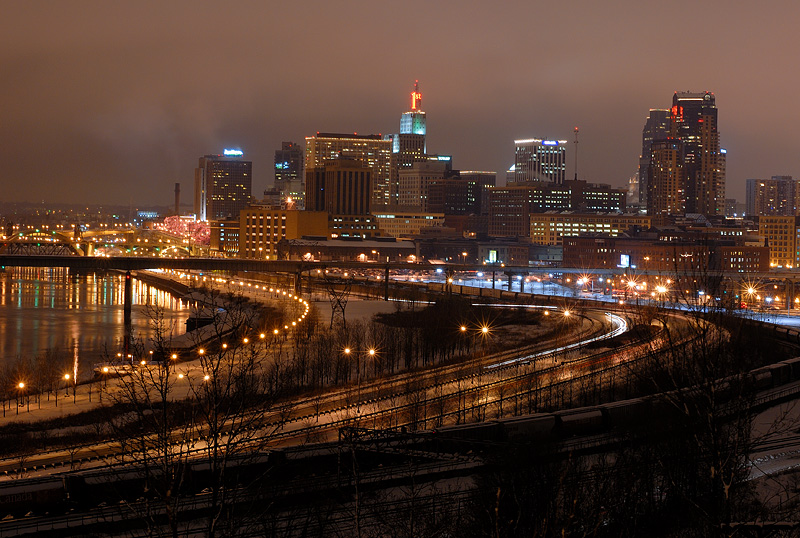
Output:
top-left (223, 149), bottom-right (244, 156)
top-left (411, 80), bottom-right (422, 111)
top-left (542, 140), bottom-right (559, 146)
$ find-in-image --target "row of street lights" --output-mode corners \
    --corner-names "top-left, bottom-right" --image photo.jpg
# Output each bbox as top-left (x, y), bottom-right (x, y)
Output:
top-left (6, 374), bottom-right (77, 417)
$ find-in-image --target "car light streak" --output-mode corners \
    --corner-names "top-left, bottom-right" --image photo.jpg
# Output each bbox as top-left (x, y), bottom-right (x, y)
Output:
top-left (484, 313), bottom-right (628, 370)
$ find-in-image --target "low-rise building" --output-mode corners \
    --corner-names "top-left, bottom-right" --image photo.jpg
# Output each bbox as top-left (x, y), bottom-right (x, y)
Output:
top-left (757, 215), bottom-right (800, 268)
top-left (238, 207), bottom-right (328, 260)
top-left (373, 212), bottom-right (445, 238)
top-left (529, 212), bottom-right (651, 246)
top-left (563, 235), bottom-right (769, 274)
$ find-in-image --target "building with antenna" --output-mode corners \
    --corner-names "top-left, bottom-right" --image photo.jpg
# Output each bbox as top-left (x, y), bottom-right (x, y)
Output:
top-left (386, 81), bottom-right (429, 209)
top-left (400, 80), bottom-right (426, 137)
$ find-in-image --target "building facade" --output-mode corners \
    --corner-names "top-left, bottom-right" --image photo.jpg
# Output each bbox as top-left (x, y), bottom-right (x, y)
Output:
top-left (194, 151), bottom-right (253, 221)
top-left (304, 133), bottom-right (392, 209)
top-left (647, 138), bottom-right (685, 219)
top-left (637, 109), bottom-right (670, 207)
top-left (209, 218), bottom-right (240, 256)
top-left (238, 207), bottom-right (328, 260)
top-left (397, 160), bottom-right (451, 210)
top-left (488, 180), bottom-right (627, 237)
top-left (304, 156), bottom-right (379, 239)
top-left (758, 215), bottom-right (800, 268)
top-left (274, 141), bottom-right (304, 209)
top-left (670, 91), bottom-right (725, 216)
top-left (746, 176), bottom-right (798, 217)
top-left (529, 212), bottom-right (652, 246)
top-left (513, 138), bottom-right (568, 184)
top-left (563, 235), bottom-right (769, 274)
top-left (373, 212), bottom-right (445, 238)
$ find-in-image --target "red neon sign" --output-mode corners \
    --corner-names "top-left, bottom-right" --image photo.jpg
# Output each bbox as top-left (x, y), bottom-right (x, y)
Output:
top-left (411, 91), bottom-right (421, 110)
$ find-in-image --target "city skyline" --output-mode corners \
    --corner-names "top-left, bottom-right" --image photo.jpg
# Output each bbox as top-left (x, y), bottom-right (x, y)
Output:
top-left (2, 1), bottom-right (799, 206)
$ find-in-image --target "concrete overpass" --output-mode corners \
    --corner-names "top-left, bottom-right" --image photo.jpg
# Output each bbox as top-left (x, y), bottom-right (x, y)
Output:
top-left (2, 253), bottom-right (800, 308)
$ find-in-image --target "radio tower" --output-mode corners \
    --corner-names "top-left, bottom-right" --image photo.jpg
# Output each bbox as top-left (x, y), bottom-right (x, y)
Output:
top-left (573, 126), bottom-right (579, 181)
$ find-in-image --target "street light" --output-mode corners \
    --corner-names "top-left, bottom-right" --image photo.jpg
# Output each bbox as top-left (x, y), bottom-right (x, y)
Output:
top-left (16, 382), bottom-right (25, 415)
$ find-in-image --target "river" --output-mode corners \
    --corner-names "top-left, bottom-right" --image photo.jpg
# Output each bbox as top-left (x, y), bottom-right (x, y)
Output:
top-left (0, 267), bottom-right (190, 379)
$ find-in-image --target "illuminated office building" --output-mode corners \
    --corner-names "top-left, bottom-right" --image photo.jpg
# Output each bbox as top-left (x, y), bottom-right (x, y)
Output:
top-left (637, 109), bottom-right (670, 207)
top-left (647, 139), bottom-right (685, 219)
top-left (386, 81), bottom-right (429, 208)
top-left (274, 141), bottom-right (304, 209)
top-left (645, 91), bottom-right (725, 218)
top-left (305, 155), bottom-right (379, 238)
top-left (529, 212), bottom-right (652, 246)
top-left (488, 180), bottom-right (625, 237)
top-left (513, 138), bottom-right (568, 183)
top-left (746, 176), bottom-right (798, 217)
top-left (194, 150), bottom-right (252, 222)
top-left (670, 91), bottom-right (725, 215)
top-left (398, 160), bottom-right (450, 210)
top-left (757, 215), bottom-right (800, 268)
top-left (239, 207), bottom-right (328, 260)
top-left (305, 132), bottom-right (391, 209)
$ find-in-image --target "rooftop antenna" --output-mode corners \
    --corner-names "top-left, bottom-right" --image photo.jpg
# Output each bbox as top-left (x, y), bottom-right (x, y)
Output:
top-left (573, 126), bottom-right (579, 180)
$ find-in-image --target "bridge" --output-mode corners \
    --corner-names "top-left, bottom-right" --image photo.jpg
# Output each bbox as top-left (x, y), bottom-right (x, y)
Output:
top-left (0, 229), bottom-right (206, 257)
top-left (2, 253), bottom-right (800, 312)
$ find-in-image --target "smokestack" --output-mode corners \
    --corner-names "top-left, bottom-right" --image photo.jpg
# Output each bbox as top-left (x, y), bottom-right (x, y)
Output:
top-left (174, 182), bottom-right (180, 215)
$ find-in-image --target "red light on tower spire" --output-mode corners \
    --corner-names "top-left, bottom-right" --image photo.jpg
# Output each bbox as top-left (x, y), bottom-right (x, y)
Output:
top-left (410, 80), bottom-right (422, 111)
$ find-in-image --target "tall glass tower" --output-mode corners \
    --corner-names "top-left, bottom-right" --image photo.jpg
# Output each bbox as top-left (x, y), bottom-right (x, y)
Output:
top-left (637, 109), bottom-right (670, 207)
top-left (670, 91), bottom-right (724, 215)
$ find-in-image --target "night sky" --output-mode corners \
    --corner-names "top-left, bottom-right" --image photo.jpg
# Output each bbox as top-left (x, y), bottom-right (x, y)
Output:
top-left (2, 1), bottom-right (798, 207)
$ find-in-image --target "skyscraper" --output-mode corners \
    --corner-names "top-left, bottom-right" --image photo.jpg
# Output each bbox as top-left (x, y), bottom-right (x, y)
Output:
top-left (387, 81), bottom-right (429, 209)
top-left (274, 141), bottom-right (304, 208)
top-left (194, 150), bottom-right (252, 222)
top-left (647, 139), bottom-right (685, 218)
top-left (637, 109), bottom-right (670, 207)
top-left (305, 155), bottom-right (378, 238)
top-left (746, 176), bottom-right (798, 217)
top-left (305, 132), bottom-right (392, 209)
top-left (513, 139), bottom-right (568, 184)
top-left (669, 91), bottom-right (725, 215)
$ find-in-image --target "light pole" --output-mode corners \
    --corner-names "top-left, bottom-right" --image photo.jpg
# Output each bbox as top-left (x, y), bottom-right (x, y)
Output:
top-left (16, 382), bottom-right (25, 415)
top-left (67, 373), bottom-right (76, 403)
top-left (344, 347), bottom-right (357, 410)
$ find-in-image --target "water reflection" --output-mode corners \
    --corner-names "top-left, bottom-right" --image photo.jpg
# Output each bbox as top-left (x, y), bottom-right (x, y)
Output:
top-left (0, 267), bottom-right (189, 379)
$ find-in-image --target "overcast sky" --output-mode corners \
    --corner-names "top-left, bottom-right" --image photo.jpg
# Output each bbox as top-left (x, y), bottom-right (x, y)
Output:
top-left (2, 0), bottom-right (797, 207)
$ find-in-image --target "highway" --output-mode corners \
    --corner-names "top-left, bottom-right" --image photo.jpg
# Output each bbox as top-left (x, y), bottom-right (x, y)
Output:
top-left (0, 303), bottom-right (683, 481)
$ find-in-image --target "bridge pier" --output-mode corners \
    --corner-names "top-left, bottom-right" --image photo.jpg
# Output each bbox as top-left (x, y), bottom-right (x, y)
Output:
top-left (294, 270), bottom-right (302, 295)
top-left (123, 271), bottom-right (132, 358)
top-left (384, 265), bottom-right (389, 301)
